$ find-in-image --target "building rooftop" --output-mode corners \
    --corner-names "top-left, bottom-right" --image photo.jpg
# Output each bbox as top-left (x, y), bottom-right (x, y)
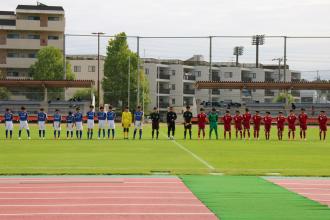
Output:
top-left (0, 11), bottom-right (15, 15)
top-left (16, 5), bottom-right (64, 11)
top-left (66, 54), bottom-right (106, 60)
top-left (0, 19), bottom-right (16, 26)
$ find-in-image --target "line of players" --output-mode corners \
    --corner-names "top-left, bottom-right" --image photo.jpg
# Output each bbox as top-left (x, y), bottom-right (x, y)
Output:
top-left (2, 105), bottom-right (328, 141)
top-left (173, 106), bottom-right (327, 141)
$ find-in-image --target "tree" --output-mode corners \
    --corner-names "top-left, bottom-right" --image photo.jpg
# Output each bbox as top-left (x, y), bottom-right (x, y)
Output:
top-left (0, 87), bottom-right (10, 100)
top-left (28, 46), bottom-right (75, 100)
top-left (72, 88), bottom-right (96, 101)
top-left (102, 32), bottom-right (149, 109)
top-left (273, 92), bottom-right (294, 103)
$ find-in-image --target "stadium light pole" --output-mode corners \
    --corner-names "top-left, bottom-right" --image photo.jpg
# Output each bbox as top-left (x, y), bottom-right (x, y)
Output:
top-left (92, 32), bottom-right (105, 106)
top-left (233, 46), bottom-right (244, 67)
top-left (128, 56), bottom-right (131, 109)
top-left (252, 35), bottom-right (265, 68)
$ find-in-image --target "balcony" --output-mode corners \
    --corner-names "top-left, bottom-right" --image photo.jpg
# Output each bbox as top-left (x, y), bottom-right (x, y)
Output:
top-left (291, 90), bottom-right (300, 97)
top-left (212, 89), bottom-right (220, 95)
top-left (241, 77), bottom-right (252, 82)
top-left (158, 88), bottom-right (170, 94)
top-left (265, 90), bottom-right (275, 96)
top-left (158, 73), bottom-right (170, 80)
top-left (183, 89), bottom-right (195, 95)
top-left (16, 19), bottom-right (65, 32)
top-left (0, 38), bottom-right (63, 50)
top-left (183, 75), bottom-right (196, 81)
top-left (0, 57), bottom-right (37, 68)
top-left (158, 103), bottom-right (169, 109)
top-left (212, 76), bottom-right (220, 81)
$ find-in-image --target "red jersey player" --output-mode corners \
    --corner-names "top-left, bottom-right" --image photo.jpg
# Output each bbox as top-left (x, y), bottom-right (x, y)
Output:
top-left (243, 108), bottom-right (252, 139)
top-left (276, 111), bottom-right (286, 140)
top-left (287, 110), bottom-right (297, 140)
top-left (233, 110), bottom-right (243, 139)
top-left (298, 108), bottom-right (308, 140)
top-left (263, 111), bottom-right (272, 140)
top-left (252, 111), bottom-right (262, 140)
top-left (197, 108), bottom-right (207, 140)
top-left (223, 110), bottom-right (232, 140)
top-left (318, 111), bottom-right (327, 141)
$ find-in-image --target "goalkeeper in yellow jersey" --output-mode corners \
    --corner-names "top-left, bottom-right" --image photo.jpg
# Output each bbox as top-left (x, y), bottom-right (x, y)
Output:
top-left (121, 106), bottom-right (132, 139)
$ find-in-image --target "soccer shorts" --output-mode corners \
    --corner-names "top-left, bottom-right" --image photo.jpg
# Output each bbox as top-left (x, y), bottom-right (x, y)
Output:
top-left (134, 121), bottom-right (143, 129)
top-left (76, 122), bottom-right (83, 131)
top-left (5, 121), bottom-right (13, 130)
top-left (235, 125), bottom-right (242, 131)
top-left (38, 121), bottom-right (46, 130)
top-left (320, 125), bottom-right (327, 131)
top-left (19, 121), bottom-right (29, 130)
top-left (277, 126), bottom-right (284, 132)
top-left (152, 122), bottom-right (159, 130)
top-left (265, 125), bottom-right (271, 132)
top-left (210, 122), bottom-right (217, 130)
top-left (53, 121), bottom-right (61, 131)
top-left (184, 123), bottom-right (192, 129)
top-left (87, 119), bottom-right (94, 129)
top-left (243, 122), bottom-right (250, 129)
top-left (98, 120), bottom-right (106, 129)
top-left (67, 123), bottom-right (74, 131)
top-left (224, 124), bottom-right (231, 131)
top-left (288, 125), bottom-right (296, 131)
top-left (108, 120), bottom-right (115, 129)
top-left (122, 123), bottom-right (130, 129)
top-left (300, 124), bottom-right (307, 131)
top-left (198, 123), bottom-right (205, 129)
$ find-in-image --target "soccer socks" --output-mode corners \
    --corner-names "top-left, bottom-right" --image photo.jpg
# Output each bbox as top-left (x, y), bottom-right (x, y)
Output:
top-left (67, 131), bottom-right (69, 138)
top-left (54, 131), bottom-right (56, 138)
top-left (112, 129), bottom-right (115, 139)
top-left (27, 129), bottom-right (30, 138)
top-left (5, 130), bottom-right (8, 139)
top-left (98, 129), bottom-right (101, 138)
top-left (189, 130), bottom-right (192, 139)
top-left (39, 130), bottom-right (42, 138)
top-left (79, 131), bottom-right (82, 139)
top-left (184, 130), bottom-right (187, 139)
top-left (133, 129), bottom-right (137, 139)
top-left (139, 129), bottom-right (142, 139)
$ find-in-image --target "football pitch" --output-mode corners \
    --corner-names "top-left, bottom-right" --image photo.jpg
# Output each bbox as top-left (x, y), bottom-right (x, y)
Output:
top-left (0, 123), bottom-right (329, 176)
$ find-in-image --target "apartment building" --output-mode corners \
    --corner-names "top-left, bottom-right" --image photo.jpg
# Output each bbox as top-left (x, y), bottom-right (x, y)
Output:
top-left (66, 54), bottom-right (105, 104)
top-left (0, 3), bottom-right (65, 79)
top-left (143, 55), bottom-right (302, 113)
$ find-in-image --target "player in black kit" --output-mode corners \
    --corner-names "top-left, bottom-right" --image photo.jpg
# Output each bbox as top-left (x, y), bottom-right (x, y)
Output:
top-left (150, 107), bottom-right (160, 139)
top-left (167, 106), bottom-right (177, 140)
top-left (183, 106), bottom-right (193, 140)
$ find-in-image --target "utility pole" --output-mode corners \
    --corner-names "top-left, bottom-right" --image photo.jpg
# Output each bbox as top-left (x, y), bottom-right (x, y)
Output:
top-left (92, 32), bottom-right (105, 106)
top-left (209, 36), bottom-right (212, 107)
top-left (272, 58), bottom-right (283, 81)
top-left (137, 36), bottom-right (140, 107)
top-left (128, 56), bottom-right (131, 109)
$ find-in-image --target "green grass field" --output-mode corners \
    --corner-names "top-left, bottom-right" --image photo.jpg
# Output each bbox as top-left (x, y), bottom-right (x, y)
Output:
top-left (0, 123), bottom-right (329, 176)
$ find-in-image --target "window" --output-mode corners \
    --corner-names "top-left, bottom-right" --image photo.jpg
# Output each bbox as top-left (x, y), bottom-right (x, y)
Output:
top-left (48, 35), bottom-right (59, 40)
top-left (74, 66), bottom-right (81, 72)
top-left (48, 16), bottom-right (60, 21)
top-left (224, 72), bottom-right (233, 78)
top-left (7, 71), bottom-right (19, 77)
top-left (7, 33), bottom-right (19, 39)
top-left (88, 66), bottom-right (96, 72)
top-left (145, 68), bottom-right (149, 75)
top-left (27, 16), bottom-right (40, 20)
top-left (7, 52), bottom-right (18, 58)
top-left (172, 99), bottom-right (175, 105)
top-left (171, 70), bottom-right (176, 76)
top-left (249, 73), bottom-right (256, 79)
top-left (196, 71), bottom-right (201, 77)
top-left (171, 84), bottom-right (175, 90)
top-left (27, 34), bottom-right (40, 39)
top-left (28, 53), bottom-right (36, 58)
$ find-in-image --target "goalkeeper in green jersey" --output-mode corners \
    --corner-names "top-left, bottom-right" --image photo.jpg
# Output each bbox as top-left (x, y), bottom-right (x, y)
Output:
top-left (208, 108), bottom-right (219, 139)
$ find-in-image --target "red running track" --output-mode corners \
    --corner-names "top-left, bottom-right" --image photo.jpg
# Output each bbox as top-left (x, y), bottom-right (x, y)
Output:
top-left (0, 177), bottom-right (219, 220)
top-left (267, 177), bottom-right (330, 207)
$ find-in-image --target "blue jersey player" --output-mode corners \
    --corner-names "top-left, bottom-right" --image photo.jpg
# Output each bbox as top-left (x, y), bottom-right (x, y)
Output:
top-left (18, 106), bottom-right (30, 139)
top-left (97, 106), bottom-right (107, 139)
top-left (66, 111), bottom-right (75, 139)
top-left (4, 108), bottom-right (13, 139)
top-left (74, 107), bottom-right (83, 139)
top-left (53, 109), bottom-right (62, 139)
top-left (37, 108), bottom-right (47, 139)
top-left (107, 105), bottom-right (116, 139)
top-left (86, 105), bottom-right (96, 139)
top-left (133, 106), bottom-right (144, 140)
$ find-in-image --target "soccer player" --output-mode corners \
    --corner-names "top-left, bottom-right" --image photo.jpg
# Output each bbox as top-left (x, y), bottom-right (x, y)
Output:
top-left (243, 108), bottom-right (252, 140)
top-left (263, 111), bottom-right (272, 140)
top-left (37, 108), bottom-right (47, 139)
top-left (233, 110), bottom-right (243, 139)
top-left (87, 105), bottom-right (96, 140)
top-left (197, 108), bottom-right (207, 140)
top-left (208, 108), bottom-right (218, 140)
top-left (150, 107), bottom-right (160, 140)
top-left (66, 111), bottom-right (75, 139)
top-left (287, 110), bottom-right (297, 140)
top-left (4, 108), bottom-right (13, 139)
top-left (252, 111), bottom-right (262, 140)
top-left (18, 106), bottom-right (30, 140)
top-left (53, 109), bottom-right (62, 139)
top-left (318, 111), bottom-right (327, 141)
top-left (183, 106), bottom-right (193, 140)
top-left (167, 106), bottom-right (177, 140)
top-left (122, 106), bottom-right (132, 140)
top-left (74, 107), bottom-right (83, 139)
top-left (97, 106), bottom-right (107, 139)
top-left (223, 110), bottom-right (232, 140)
top-left (276, 111), bottom-right (286, 140)
top-left (298, 108), bottom-right (308, 141)
top-left (107, 105), bottom-right (116, 139)
top-left (133, 106), bottom-right (144, 140)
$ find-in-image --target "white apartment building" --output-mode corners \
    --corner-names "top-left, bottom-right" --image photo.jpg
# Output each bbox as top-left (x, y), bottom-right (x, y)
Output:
top-left (0, 3), bottom-right (65, 79)
top-left (143, 55), bottom-right (302, 113)
top-left (66, 54), bottom-right (105, 104)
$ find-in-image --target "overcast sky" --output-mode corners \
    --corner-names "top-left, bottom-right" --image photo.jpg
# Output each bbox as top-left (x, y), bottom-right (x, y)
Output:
top-left (2, 0), bottom-right (330, 79)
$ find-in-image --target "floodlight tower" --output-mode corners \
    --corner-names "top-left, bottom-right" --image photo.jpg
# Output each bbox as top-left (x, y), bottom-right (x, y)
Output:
top-left (233, 46), bottom-right (244, 67)
top-left (252, 35), bottom-right (265, 68)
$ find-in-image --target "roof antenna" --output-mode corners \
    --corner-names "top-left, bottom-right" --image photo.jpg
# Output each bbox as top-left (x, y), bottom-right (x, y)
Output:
top-left (37, 1), bottom-right (47, 6)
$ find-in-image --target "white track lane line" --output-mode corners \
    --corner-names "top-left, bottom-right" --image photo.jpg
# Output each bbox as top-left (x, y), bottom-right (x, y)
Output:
top-left (0, 203), bottom-right (204, 207)
top-left (161, 133), bottom-right (215, 171)
top-left (0, 196), bottom-right (197, 200)
top-left (0, 191), bottom-right (191, 194)
top-left (0, 213), bottom-right (215, 216)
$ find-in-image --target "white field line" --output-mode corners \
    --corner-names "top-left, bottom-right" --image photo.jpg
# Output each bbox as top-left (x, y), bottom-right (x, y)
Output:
top-left (161, 133), bottom-right (215, 171)
top-left (0, 212), bottom-right (215, 216)
top-left (0, 196), bottom-right (196, 200)
top-left (0, 203), bottom-right (204, 207)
